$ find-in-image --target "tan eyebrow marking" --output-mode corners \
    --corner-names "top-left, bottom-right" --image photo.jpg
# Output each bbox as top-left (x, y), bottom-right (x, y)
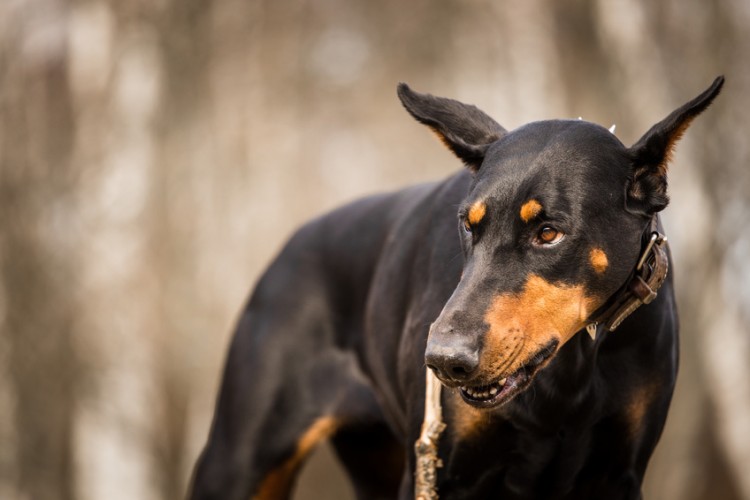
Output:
top-left (467, 201), bottom-right (487, 225)
top-left (520, 199), bottom-right (543, 222)
top-left (589, 248), bottom-right (609, 274)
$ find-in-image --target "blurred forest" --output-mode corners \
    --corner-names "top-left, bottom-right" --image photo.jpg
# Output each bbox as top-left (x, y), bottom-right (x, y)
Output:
top-left (1, 0), bottom-right (749, 499)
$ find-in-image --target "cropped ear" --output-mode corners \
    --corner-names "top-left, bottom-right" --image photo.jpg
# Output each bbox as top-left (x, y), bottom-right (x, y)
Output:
top-left (626, 76), bottom-right (724, 215)
top-left (397, 83), bottom-right (507, 171)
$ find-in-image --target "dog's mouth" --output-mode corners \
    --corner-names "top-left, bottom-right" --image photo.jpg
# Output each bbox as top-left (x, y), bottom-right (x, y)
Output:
top-left (459, 340), bottom-right (559, 409)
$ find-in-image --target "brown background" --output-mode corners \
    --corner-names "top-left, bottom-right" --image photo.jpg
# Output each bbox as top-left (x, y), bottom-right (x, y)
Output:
top-left (1, 1), bottom-right (749, 499)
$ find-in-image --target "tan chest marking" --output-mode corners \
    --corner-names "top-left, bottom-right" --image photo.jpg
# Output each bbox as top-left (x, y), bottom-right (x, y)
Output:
top-left (626, 381), bottom-right (660, 438)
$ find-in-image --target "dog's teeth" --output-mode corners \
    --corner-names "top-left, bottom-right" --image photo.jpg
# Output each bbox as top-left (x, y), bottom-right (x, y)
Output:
top-left (463, 384), bottom-right (505, 400)
top-left (499, 377), bottom-right (507, 386)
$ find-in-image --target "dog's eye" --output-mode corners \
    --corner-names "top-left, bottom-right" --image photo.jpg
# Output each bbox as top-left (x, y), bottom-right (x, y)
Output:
top-left (463, 219), bottom-right (473, 234)
top-left (536, 226), bottom-right (564, 245)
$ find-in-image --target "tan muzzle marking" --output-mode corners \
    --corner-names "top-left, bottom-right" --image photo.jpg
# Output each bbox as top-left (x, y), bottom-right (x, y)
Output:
top-left (483, 275), bottom-right (599, 373)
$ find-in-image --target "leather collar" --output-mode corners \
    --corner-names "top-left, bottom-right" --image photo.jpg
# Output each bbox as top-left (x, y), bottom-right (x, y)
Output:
top-left (586, 216), bottom-right (670, 337)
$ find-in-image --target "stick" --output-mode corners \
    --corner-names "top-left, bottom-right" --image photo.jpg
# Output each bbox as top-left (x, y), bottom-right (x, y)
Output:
top-left (414, 369), bottom-right (446, 500)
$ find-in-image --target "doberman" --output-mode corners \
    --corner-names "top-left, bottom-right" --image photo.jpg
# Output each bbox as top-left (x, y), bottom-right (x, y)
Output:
top-left (189, 77), bottom-right (723, 500)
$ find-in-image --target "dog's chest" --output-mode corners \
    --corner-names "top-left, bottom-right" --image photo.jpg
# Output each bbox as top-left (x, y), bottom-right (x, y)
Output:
top-left (436, 384), bottom-right (602, 499)
top-left (437, 421), bottom-right (592, 499)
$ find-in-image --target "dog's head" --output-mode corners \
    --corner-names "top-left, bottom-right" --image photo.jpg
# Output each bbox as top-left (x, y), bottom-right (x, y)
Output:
top-left (398, 77), bottom-right (723, 409)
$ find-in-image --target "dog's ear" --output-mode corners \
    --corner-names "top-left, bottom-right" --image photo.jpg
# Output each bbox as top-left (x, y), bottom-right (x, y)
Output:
top-left (397, 83), bottom-right (507, 171)
top-left (626, 76), bottom-right (724, 215)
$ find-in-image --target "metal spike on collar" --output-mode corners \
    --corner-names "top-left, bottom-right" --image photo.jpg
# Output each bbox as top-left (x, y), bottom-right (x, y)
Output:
top-left (586, 323), bottom-right (598, 340)
top-left (609, 124), bottom-right (616, 134)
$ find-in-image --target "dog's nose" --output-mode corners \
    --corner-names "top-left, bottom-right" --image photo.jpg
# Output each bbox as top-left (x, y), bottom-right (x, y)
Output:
top-left (425, 328), bottom-right (479, 383)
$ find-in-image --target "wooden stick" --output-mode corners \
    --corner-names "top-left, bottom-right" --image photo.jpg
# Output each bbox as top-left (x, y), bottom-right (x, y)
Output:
top-left (414, 369), bottom-right (446, 500)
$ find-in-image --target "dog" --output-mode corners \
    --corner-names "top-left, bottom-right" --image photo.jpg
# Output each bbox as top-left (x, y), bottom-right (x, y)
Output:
top-left (189, 76), bottom-right (723, 500)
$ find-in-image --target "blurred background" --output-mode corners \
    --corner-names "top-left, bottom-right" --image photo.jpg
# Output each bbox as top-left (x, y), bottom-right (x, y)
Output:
top-left (1, 0), bottom-right (748, 499)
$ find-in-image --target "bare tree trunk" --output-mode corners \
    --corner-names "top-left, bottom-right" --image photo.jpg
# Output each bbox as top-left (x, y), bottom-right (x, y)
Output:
top-left (149, 0), bottom-right (214, 497)
top-left (0, 3), bottom-right (81, 499)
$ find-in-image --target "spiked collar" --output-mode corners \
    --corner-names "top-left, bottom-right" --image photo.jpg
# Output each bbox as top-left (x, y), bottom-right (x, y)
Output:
top-left (586, 216), bottom-right (670, 339)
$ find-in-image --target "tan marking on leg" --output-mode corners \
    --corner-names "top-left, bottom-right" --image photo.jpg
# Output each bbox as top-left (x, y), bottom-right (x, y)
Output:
top-left (519, 199), bottom-right (543, 222)
top-left (253, 466), bottom-right (294, 500)
top-left (481, 275), bottom-right (600, 378)
top-left (254, 417), bottom-right (339, 500)
top-left (589, 247), bottom-right (609, 274)
top-left (468, 201), bottom-right (487, 225)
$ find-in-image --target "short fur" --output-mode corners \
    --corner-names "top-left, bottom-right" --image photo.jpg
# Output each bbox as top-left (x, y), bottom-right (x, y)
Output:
top-left (189, 77), bottom-right (723, 500)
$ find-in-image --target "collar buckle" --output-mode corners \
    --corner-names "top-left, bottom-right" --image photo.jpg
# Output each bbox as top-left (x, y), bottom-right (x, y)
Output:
top-left (636, 231), bottom-right (667, 271)
top-left (589, 217), bottom-right (670, 334)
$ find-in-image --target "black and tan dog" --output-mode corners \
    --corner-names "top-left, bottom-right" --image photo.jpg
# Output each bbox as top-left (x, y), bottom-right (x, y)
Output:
top-left (190, 77), bottom-right (723, 500)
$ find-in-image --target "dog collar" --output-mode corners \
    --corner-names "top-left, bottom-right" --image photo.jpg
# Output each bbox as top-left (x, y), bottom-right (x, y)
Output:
top-left (586, 216), bottom-right (670, 338)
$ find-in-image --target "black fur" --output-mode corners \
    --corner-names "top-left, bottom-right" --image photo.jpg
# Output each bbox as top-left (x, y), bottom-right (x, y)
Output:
top-left (626, 76), bottom-right (724, 215)
top-left (189, 77), bottom-right (723, 500)
top-left (397, 83), bottom-right (507, 170)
